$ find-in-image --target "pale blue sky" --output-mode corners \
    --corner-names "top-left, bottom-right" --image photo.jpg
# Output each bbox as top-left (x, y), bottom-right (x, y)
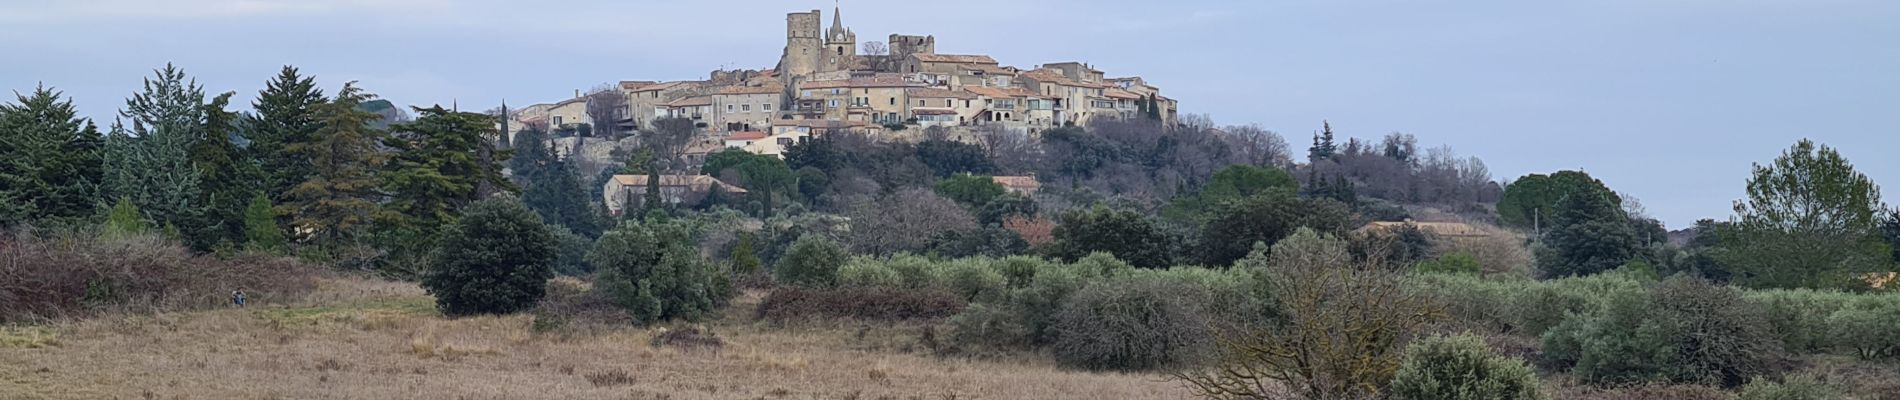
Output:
top-left (2, 0), bottom-right (1895, 228)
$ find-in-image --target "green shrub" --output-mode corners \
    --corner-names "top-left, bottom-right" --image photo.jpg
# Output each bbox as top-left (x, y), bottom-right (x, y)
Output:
top-left (590, 221), bottom-right (729, 324)
top-left (935, 258), bottom-right (1006, 302)
top-left (1826, 294), bottom-right (1900, 360)
top-left (755, 286), bottom-right (965, 321)
top-left (1049, 278), bottom-right (1211, 371)
top-left (1739, 373), bottom-right (1845, 400)
top-left (1069, 251), bottom-right (1133, 278)
top-left (1510, 272), bottom-right (1647, 336)
top-left (549, 225), bottom-right (593, 276)
top-left (1745, 289), bottom-right (1853, 354)
top-left (1416, 252), bottom-right (1481, 275)
top-left (886, 254), bottom-right (941, 289)
top-left (994, 256), bottom-right (1044, 288)
top-left (1544, 276), bottom-right (1780, 387)
top-left (1390, 334), bottom-right (1546, 400)
top-left (836, 257), bottom-right (901, 288)
top-left (1414, 273), bottom-right (1521, 333)
top-left (1137, 267), bottom-right (1267, 329)
top-left (941, 302), bottom-right (1035, 352)
top-left (775, 235), bottom-right (846, 288)
top-left (422, 197), bottom-right (558, 317)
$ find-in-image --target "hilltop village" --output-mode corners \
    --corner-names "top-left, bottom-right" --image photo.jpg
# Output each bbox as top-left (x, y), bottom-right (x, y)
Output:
top-left (506, 6), bottom-right (1179, 161)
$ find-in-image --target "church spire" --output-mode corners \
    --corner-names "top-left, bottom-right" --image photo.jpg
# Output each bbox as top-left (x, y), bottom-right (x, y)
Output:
top-left (828, 0), bottom-right (847, 40)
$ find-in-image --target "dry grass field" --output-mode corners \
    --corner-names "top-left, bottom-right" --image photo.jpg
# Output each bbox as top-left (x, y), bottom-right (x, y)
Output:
top-left (0, 277), bottom-right (1190, 400)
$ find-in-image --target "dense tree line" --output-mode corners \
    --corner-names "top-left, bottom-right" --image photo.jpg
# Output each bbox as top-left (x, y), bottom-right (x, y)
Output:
top-left (9, 66), bottom-right (1896, 399)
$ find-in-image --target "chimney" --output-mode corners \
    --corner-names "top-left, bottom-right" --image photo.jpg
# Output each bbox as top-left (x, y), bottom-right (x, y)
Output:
top-left (575, 89), bottom-right (581, 98)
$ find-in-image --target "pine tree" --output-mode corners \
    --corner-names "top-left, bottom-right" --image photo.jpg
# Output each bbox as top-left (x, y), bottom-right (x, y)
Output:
top-left (103, 64), bottom-right (207, 238)
top-left (282, 82), bottom-right (386, 246)
top-left (0, 84), bottom-right (103, 226)
top-left (186, 91), bottom-right (260, 250)
top-left (247, 66), bottom-right (328, 203)
top-left (381, 106), bottom-right (513, 231)
top-left (1307, 120), bottom-right (1338, 162)
top-left (243, 193), bottom-right (287, 253)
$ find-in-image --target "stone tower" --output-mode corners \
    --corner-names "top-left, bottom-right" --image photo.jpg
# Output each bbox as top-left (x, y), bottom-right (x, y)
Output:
top-left (889, 34), bottom-right (935, 59)
top-left (778, 9), bottom-right (823, 78)
top-left (821, 5), bottom-right (856, 73)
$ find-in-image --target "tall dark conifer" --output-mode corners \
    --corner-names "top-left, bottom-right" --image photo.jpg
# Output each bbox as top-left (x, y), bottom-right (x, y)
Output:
top-left (103, 64), bottom-right (207, 239)
top-left (186, 91), bottom-right (260, 249)
top-left (0, 85), bottom-right (103, 225)
top-left (282, 82), bottom-right (386, 246)
top-left (248, 66), bottom-right (328, 202)
top-left (381, 106), bottom-right (513, 232)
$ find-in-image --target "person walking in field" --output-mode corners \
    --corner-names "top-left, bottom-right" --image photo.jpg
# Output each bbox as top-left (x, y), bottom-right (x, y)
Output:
top-left (231, 289), bottom-right (246, 307)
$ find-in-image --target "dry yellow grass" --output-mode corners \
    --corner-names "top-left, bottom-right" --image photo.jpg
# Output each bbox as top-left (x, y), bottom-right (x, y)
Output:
top-left (0, 277), bottom-right (1190, 399)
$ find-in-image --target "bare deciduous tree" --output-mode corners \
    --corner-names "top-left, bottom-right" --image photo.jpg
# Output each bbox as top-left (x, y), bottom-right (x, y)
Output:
top-left (861, 41), bottom-right (889, 56)
top-left (585, 84), bottom-right (628, 139)
top-left (1224, 124), bottom-right (1293, 169)
top-left (843, 188), bottom-right (977, 255)
top-left (644, 117), bottom-right (697, 174)
top-left (974, 124), bottom-right (1038, 174)
top-left (1178, 229), bottom-right (1439, 399)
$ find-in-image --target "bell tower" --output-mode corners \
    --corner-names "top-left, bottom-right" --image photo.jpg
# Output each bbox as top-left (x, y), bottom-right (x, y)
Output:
top-left (821, 3), bottom-right (857, 73)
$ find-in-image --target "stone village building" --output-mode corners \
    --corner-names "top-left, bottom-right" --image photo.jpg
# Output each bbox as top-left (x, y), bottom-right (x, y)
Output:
top-left (508, 5), bottom-right (1181, 199)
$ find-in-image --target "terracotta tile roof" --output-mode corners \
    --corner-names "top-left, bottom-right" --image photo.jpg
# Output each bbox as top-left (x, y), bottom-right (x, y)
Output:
top-left (912, 54), bottom-right (998, 64)
top-left (911, 108), bottom-right (959, 115)
top-left (609, 175), bottom-right (748, 193)
top-left (906, 87), bottom-right (978, 99)
top-left (1105, 88), bottom-right (1142, 100)
top-left (728, 131), bottom-right (768, 140)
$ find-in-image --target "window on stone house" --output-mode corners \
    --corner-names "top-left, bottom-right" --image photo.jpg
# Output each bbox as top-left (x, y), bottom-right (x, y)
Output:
top-left (726, 104), bottom-right (735, 113)
top-left (828, 99), bottom-right (838, 108)
top-left (742, 104), bottom-right (751, 112)
top-left (765, 103), bottom-right (774, 111)
top-left (945, 99), bottom-right (952, 107)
